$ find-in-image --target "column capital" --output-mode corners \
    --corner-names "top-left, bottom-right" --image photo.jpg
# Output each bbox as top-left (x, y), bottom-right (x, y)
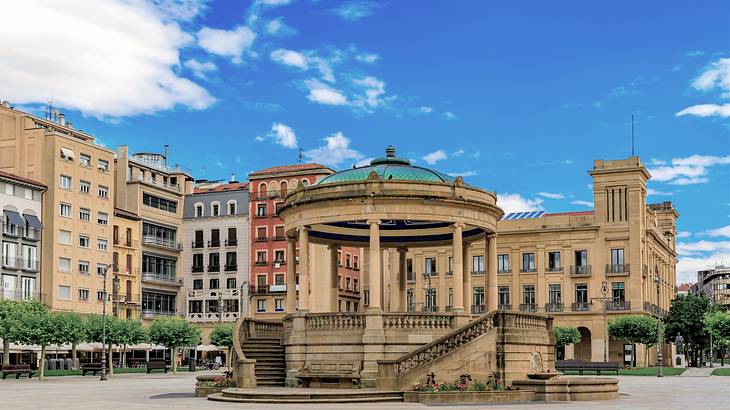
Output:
top-left (452, 222), bottom-right (466, 229)
top-left (297, 225), bottom-right (310, 233)
top-left (486, 232), bottom-right (497, 239)
top-left (366, 219), bottom-right (381, 225)
top-left (396, 246), bottom-right (409, 253)
top-left (327, 244), bottom-right (342, 251)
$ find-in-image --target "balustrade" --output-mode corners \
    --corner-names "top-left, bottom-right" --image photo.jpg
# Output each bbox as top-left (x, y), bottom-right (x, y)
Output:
top-left (383, 313), bottom-right (452, 330)
top-left (305, 313), bottom-right (365, 330)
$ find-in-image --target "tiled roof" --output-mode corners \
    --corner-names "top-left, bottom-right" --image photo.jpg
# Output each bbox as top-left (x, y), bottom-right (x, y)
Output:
top-left (676, 283), bottom-right (692, 292)
top-left (543, 211), bottom-right (595, 217)
top-left (249, 163), bottom-right (330, 177)
top-left (0, 171), bottom-right (46, 189)
top-left (194, 182), bottom-right (249, 193)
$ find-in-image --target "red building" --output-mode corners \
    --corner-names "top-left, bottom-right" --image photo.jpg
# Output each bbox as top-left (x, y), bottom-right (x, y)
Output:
top-left (248, 164), bottom-right (361, 318)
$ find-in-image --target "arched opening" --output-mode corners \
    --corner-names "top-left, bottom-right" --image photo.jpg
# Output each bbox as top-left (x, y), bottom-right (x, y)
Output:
top-left (280, 181), bottom-right (288, 197)
top-left (575, 326), bottom-right (592, 361)
top-left (259, 183), bottom-right (267, 198)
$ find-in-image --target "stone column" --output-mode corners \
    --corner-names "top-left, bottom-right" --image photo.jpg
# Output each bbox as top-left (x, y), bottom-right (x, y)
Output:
top-left (362, 220), bottom-right (384, 388)
top-left (398, 247), bottom-right (408, 312)
top-left (487, 234), bottom-right (498, 311)
top-left (367, 220), bottom-right (382, 311)
top-left (298, 226), bottom-right (310, 312)
top-left (452, 223), bottom-right (464, 312)
top-left (329, 244), bottom-right (341, 312)
top-left (286, 237), bottom-right (297, 312)
top-left (463, 243), bottom-right (471, 315)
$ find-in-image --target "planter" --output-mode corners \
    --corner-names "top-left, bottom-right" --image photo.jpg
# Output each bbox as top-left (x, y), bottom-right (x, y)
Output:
top-left (403, 390), bottom-right (536, 404)
top-left (195, 386), bottom-right (225, 397)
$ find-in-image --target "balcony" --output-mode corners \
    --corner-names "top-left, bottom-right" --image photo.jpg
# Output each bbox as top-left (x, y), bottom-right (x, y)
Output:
top-left (224, 264), bottom-right (237, 272)
top-left (422, 305), bottom-right (439, 313)
top-left (606, 264), bottom-right (630, 276)
top-left (251, 285), bottom-right (270, 294)
top-left (21, 259), bottom-right (39, 273)
top-left (2, 257), bottom-right (21, 270)
top-left (643, 302), bottom-right (667, 318)
top-left (545, 266), bottom-right (563, 273)
top-left (141, 309), bottom-right (177, 319)
top-left (570, 265), bottom-right (592, 277)
top-left (141, 272), bottom-right (182, 286)
top-left (113, 293), bottom-right (140, 305)
top-left (519, 303), bottom-right (537, 312)
top-left (114, 238), bottom-right (138, 248)
top-left (2, 222), bottom-right (22, 238)
top-left (255, 236), bottom-right (268, 242)
top-left (424, 271), bottom-right (438, 277)
top-left (272, 260), bottom-right (286, 268)
top-left (142, 236), bottom-right (181, 250)
top-left (471, 304), bottom-right (486, 314)
top-left (273, 235), bottom-right (286, 242)
top-left (606, 300), bottom-right (631, 311)
top-left (191, 265), bottom-right (204, 273)
top-left (445, 271), bottom-right (453, 276)
top-left (208, 265), bottom-right (220, 273)
top-left (471, 270), bottom-right (485, 276)
top-left (571, 302), bottom-right (590, 312)
top-left (24, 228), bottom-right (41, 242)
top-left (519, 268), bottom-right (537, 273)
top-left (498, 269), bottom-right (512, 275)
top-left (208, 240), bottom-right (220, 248)
top-left (225, 239), bottom-right (238, 247)
top-left (545, 302), bottom-right (564, 312)
top-left (255, 260), bottom-right (268, 266)
top-left (1, 290), bottom-right (41, 301)
top-left (191, 241), bottom-right (204, 249)
top-left (498, 304), bottom-right (512, 311)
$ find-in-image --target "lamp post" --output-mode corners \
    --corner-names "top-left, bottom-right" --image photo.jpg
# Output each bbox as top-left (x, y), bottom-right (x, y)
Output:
top-left (654, 275), bottom-right (663, 378)
top-left (422, 273), bottom-right (433, 312)
top-left (239, 281), bottom-right (250, 319)
top-left (100, 263), bottom-right (116, 381)
top-left (591, 281), bottom-right (610, 363)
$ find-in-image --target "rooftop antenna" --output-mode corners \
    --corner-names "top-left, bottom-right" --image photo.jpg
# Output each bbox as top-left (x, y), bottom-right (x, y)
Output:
top-left (298, 148), bottom-right (303, 163)
top-left (631, 114), bottom-right (635, 157)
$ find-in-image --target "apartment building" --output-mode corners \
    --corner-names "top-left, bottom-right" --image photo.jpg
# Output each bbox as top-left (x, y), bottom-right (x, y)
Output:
top-left (111, 208), bottom-right (141, 319)
top-left (248, 164), bottom-right (362, 319)
top-left (114, 145), bottom-right (194, 322)
top-left (182, 178), bottom-right (250, 341)
top-left (0, 104), bottom-right (115, 313)
top-left (697, 265), bottom-right (730, 309)
top-left (1, 171), bottom-right (46, 301)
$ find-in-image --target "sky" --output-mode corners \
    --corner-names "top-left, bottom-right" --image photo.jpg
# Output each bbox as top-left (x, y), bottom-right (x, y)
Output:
top-left (0, 0), bottom-right (728, 283)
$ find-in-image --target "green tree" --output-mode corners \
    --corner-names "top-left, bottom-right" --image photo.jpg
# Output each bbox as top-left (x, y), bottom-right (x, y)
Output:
top-left (704, 310), bottom-right (730, 365)
top-left (608, 315), bottom-right (660, 367)
top-left (14, 308), bottom-right (73, 379)
top-left (0, 300), bottom-right (46, 365)
top-left (53, 312), bottom-right (86, 369)
top-left (112, 319), bottom-right (147, 368)
top-left (554, 326), bottom-right (582, 348)
top-left (210, 323), bottom-right (234, 369)
top-left (85, 314), bottom-right (120, 374)
top-left (663, 294), bottom-right (711, 366)
top-left (149, 317), bottom-right (201, 374)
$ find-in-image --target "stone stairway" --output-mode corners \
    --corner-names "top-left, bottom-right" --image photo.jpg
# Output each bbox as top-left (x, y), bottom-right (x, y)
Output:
top-left (242, 335), bottom-right (286, 387)
top-left (208, 389), bottom-right (404, 404)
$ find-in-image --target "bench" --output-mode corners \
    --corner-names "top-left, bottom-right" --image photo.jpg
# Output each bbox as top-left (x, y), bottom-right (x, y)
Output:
top-left (81, 363), bottom-right (105, 376)
top-left (1, 364), bottom-right (34, 379)
top-left (146, 360), bottom-right (170, 374)
top-left (298, 361), bottom-right (360, 388)
top-left (556, 359), bottom-right (620, 375)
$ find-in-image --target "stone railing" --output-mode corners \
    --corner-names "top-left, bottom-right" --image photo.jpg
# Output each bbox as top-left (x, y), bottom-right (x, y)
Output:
top-left (245, 319), bottom-right (285, 338)
top-left (383, 313), bottom-right (453, 330)
top-left (305, 313), bottom-right (366, 330)
top-left (232, 318), bottom-right (283, 388)
top-left (513, 313), bottom-right (548, 329)
top-left (385, 311), bottom-right (497, 377)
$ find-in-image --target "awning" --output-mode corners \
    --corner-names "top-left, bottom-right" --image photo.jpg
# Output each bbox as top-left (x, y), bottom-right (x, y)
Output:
top-left (60, 147), bottom-right (74, 160)
top-left (4, 210), bottom-right (24, 226)
top-left (196, 344), bottom-right (222, 352)
top-left (23, 214), bottom-right (43, 229)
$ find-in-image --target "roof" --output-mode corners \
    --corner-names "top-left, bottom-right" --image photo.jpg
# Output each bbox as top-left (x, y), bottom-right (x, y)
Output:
top-left (543, 211), bottom-right (594, 217)
top-left (501, 211), bottom-right (546, 220)
top-left (249, 163), bottom-right (331, 177)
top-left (0, 171), bottom-right (46, 190)
top-left (194, 182), bottom-right (249, 193)
top-left (114, 208), bottom-right (140, 221)
top-left (316, 146), bottom-right (455, 185)
top-left (676, 283), bottom-right (692, 292)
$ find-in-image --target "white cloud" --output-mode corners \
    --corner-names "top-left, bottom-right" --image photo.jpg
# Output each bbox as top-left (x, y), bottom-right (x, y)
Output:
top-left (304, 132), bottom-right (364, 167)
top-left (443, 111), bottom-right (458, 120)
top-left (352, 76), bottom-right (386, 109)
top-left (197, 25), bottom-right (256, 63)
top-left (453, 149), bottom-right (465, 156)
top-left (265, 17), bottom-right (297, 36)
top-left (255, 0), bottom-right (292, 6)
top-left (183, 59), bottom-right (217, 79)
top-left (329, 1), bottom-right (382, 21)
top-left (648, 154), bottom-right (730, 185)
top-left (153, 0), bottom-right (209, 21)
top-left (677, 231), bottom-right (692, 239)
top-left (355, 53), bottom-right (380, 64)
top-left (420, 106), bottom-right (433, 114)
top-left (703, 225), bottom-right (730, 238)
top-left (497, 194), bottom-right (545, 214)
top-left (447, 171), bottom-right (478, 177)
top-left (676, 239), bottom-right (730, 282)
top-left (648, 158), bottom-right (667, 166)
top-left (676, 104), bottom-right (730, 118)
top-left (571, 200), bottom-right (594, 207)
top-left (422, 150), bottom-right (447, 164)
top-left (677, 58), bottom-right (730, 118)
top-left (267, 122), bottom-right (298, 149)
top-left (0, 1), bottom-right (215, 118)
top-left (270, 49), bottom-right (309, 70)
top-left (304, 79), bottom-right (348, 105)
top-left (646, 188), bottom-right (673, 196)
top-left (670, 177), bottom-right (709, 185)
top-left (355, 157), bottom-right (374, 167)
top-left (537, 192), bottom-right (565, 199)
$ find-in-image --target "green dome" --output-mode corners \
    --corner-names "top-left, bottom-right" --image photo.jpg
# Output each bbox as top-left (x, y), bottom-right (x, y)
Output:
top-left (317, 146), bottom-right (455, 185)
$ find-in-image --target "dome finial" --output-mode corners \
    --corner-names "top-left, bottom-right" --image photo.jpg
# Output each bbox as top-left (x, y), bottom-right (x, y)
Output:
top-left (385, 145), bottom-right (396, 158)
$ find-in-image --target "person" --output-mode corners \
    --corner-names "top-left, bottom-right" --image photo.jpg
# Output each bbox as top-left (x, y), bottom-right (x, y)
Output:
top-left (674, 334), bottom-right (684, 355)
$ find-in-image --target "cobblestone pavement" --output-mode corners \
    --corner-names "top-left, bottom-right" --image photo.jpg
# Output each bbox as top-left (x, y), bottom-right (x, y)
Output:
top-left (1, 372), bottom-right (729, 410)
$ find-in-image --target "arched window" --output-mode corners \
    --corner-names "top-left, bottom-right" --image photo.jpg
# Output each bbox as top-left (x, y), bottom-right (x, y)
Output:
top-left (259, 183), bottom-right (267, 199)
top-left (280, 181), bottom-right (288, 197)
top-left (210, 201), bottom-right (220, 217)
top-left (269, 181), bottom-right (279, 198)
top-left (227, 200), bottom-right (237, 215)
top-left (194, 203), bottom-right (204, 217)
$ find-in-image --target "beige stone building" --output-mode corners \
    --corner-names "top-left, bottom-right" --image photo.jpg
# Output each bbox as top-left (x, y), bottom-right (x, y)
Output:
top-left (0, 104), bottom-right (116, 313)
top-left (111, 207), bottom-right (141, 320)
top-left (114, 146), bottom-right (194, 322)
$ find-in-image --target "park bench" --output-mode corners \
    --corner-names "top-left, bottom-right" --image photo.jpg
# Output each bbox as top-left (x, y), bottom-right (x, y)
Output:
top-left (298, 361), bottom-right (360, 388)
top-left (146, 360), bottom-right (170, 374)
top-left (81, 363), bottom-right (105, 376)
top-left (1, 364), bottom-right (35, 379)
top-left (556, 359), bottom-right (619, 375)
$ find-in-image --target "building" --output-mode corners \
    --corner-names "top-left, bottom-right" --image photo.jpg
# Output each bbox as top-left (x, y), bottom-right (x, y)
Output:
top-left (676, 283), bottom-right (693, 297)
top-left (1, 171), bottom-right (46, 301)
top-left (182, 178), bottom-right (250, 342)
top-left (697, 265), bottom-right (730, 308)
top-left (247, 164), bottom-right (362, 319)
top-left (111, 208), bottom-right (141, 319)
top-left (0, 104), bottom-right (116, 313)
top-left (114, 145), bottom-right (194, 322)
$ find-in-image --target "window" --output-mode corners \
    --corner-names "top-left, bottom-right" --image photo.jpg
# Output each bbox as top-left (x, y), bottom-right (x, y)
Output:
top-left (575, 250), bottom-right (587, 266)
top-left (498, 254), bottom-right (510, 272)
top-left (142, 254), bottom-right (177, 278)
top-left (226, 252), bottom-right (237, 269)
top-left (346, 277), bottom-right (351, 290)
top-left (98, 159), bottom-right (109, 172)
top-left (448, 288), bottom-right (454, 307)
top-left (209, 278), bottom-right (219, 289)
top-left (256, 204), bottom-right (266, 217)
top-left (98, 185), bottom-right (109, 198)
top-left (193, 230), bottom-right (204, 248)
top-left (425, 257), bottom-right (436, 275)
top-left (79, 207), bottom-right (90, 221)
top-left (274, 250), bottom-right (284, 264)
top-left (78, 288), bottom-right (89, 301)
top-left (97, 263), bottom-right (108, 276)
top-left (142, 193), bottom-right (177, 213)
top-left (79, 235), bottom-right (90, 248)
top-left (406, 289), bottom-right (414, 311)
top-left (4, 184), bottom-right (13, 195)
top-left (498, 286), bottom-right (510, 306)
top-left (275, 299), bottom-right (284, 312)
top-left (24, 188), bottom-right (33, 200)
top-left (195, 205), bottom-right (203, 217)
top-left (521, 253), bottom-right (535, 272)
top-left (209, 253), bottom-right (220, 270)
top-left (257, 227), bottom-right (267, 240)
top-left (228, 201), bottom-right (236, 215)
top-left (549, 284), bottom-right (561, 304)
top-left (211, 203), bottom-right (219, 216)
top-left (80, 180), bottom-right (90, 194)
top-left (79, 260), bottom-right (90, 274)
top-left (406, 258), bottom-right (414, 281)
top-left (58, 257), bottom-right (71, 273)
top-left (610, 248), bottom-right (625, 271)
top-left (97, 290), bottom-right (106, 301)
top-left (353, 278), bottom-right (359, 291)
top-left (59, 147), bottom-right (74, 161)
top-left (547, 252), bottom-right (561, 270)
top-left (58, 285), bottom-right (71, 300)
top-left (60, 175), bottom-right (72, 190)
top-left (97, 212), bottom-right (108, 225)
top-left (575, 283), bottom-right (588, 303)
top-left (472, 255), bottom-right (485, 273)
top-left (227, 278), bottom-right (237, 289)
top-left (256, 251), bottom-right (267, 264)
top-left (227, 227), bottom-right (237, 245)
top-left (193, 279), bottom-right (203, 290)
top-left (425, 288), bottom-right (437, 308)
top-left (3, 242), bottom-right (17, 267)
top-left (59, 203), bottom-right (71, 217)
top-left (192, 254), bottom-right (203, 271)
top-left (612, 282), bottom-right (625, 302)
top-left (97, 238), bottom-right (108, 251)
top-left (473, 287), bottom-right (485, 306)
top-left (59, 230), bottom-right (71, 245)
top-left (142, 222), bottom-right (178, 248)
top-left (257, 275), bottom-right (267, 287)
top-left (448, 256), bottom-right (453, 273)
top-left (523, 285), bottom-right (535, 305)
top-left (353, 256), bottom-right (359, 269)
top-left (210, 229), bottom-right (220, 247)
top-left (257, 299), bottom-right (266, 312)
top-left (79, 153), bottom-right (91, 167)
top-left (189, 300), bottom-right (203, 314)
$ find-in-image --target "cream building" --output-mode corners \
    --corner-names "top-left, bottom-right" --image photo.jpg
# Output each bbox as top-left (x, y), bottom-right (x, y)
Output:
top-left (111, 207), bottom-right (141, 320)
top-left (114, 146), bottom-right (194, 322)
top-left (0, 104), bottom-right (116, 313)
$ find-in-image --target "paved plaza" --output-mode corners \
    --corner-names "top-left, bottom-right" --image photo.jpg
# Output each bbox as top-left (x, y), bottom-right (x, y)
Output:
top-left (0, 372), bottom-right (728, 409)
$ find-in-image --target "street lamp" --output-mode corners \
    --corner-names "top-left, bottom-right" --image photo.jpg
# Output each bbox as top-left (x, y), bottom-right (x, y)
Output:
top-left (100, 263), bottom-right (117, 382)
top-left (239, 281), bottom-right (250, 319)
top-left (591, 280), bottom-right (610, 363)
top-left (654, 274), bottom-right (664, 378)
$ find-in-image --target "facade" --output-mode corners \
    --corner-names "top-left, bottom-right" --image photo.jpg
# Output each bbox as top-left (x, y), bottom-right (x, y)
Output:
top-left (247, 164), bottom-right (362, 319)
top-left (0, 171), bottom-right (46, 301)
top-left (697, 265), bottom-right (730, 308)
top-left (676, 283), bottom-right (692, 297)
top-left (111, 208), bottom-right (141, 320)
top-left (182, 179), bottom-right (250, 342)
top-left (0, 105), bottom-right (116, 313)
top-left (114, 145), bottom-right (194, 322)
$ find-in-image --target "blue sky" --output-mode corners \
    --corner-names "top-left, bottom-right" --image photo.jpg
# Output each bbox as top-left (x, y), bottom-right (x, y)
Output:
top-left (1, 0), bottom-right (728, 282)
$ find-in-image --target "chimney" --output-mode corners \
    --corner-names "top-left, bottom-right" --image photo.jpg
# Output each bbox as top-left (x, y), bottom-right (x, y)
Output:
top-left (58, 113), bottom-right (65, 126)
top-left (164, 144), bottom-right (169, 167)
top-left (66, 121), bottom-right (72, 129)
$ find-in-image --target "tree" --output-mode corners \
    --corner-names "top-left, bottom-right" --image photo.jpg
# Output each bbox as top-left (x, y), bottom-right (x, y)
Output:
top-left (210, 323), bottom-right (234, 369)
top-left (14, 308), bottom-right (72, 379)
top-left (53, 312), bottom-right (86, 369)
top-left (85, 314), bottom-right (120, 374)
top-left (608, 315), bottom-right (660, 367)
top-left (149, 317), bottom-right (201, 374)
top-left (704, 310), bottom-right (730, 365)
top-left (0, 300), bottom-right (46, 365)
top-left (112, 319), bottom-right (147, 368)
top-left (663, 294), bottom-right (711, 366)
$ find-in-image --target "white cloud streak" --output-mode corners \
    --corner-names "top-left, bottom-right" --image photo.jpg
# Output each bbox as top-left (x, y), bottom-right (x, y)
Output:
top-left (571, 200), bottom-right (594, 207)
top-left (422, 150), bottom-right (447, 164)
top-left (267, 122), bottom-right (298, 148)
top-left (648, 154), bottom-right (730, 185)
top-left (270, 49), bottom-right (309, 69)
top-left (497, 194), bottom-right (545, 214)
top-left (304, 132), bottom-right (364, 167)
top-left (183, 59), bottom-right (217, 79)
top-left (304, 79), bottom-right (348, 105)
top-left (537, 192), bottom-right (565, 199)
top-left (676, 58), bottom-right (730, 118)
top-left (197, 25), bottom-right (256, 63)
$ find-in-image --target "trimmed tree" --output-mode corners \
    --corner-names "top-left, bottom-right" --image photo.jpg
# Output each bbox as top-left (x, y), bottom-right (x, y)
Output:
top-left (14, 308), bottom-right (70, 379)
top-left (85, 314), bottom-right (120, 374)
top-left (210, 323), bottom-right (234, 369)
top-left (704, 310), bottom-right (730, 365)
top-left (608, 315), bottom-right (660, 367)
top-left (663, 294), bottom-right (711, 366)
top-left (0, 299), bottom-right (46, 365)
top-left (113, 319), bottom-right (147, 368)
top-left (149, 317), bottom-right (201, 374)
top-left (554, 326), bottom-right (582, 359)
top-left (53, 312), bottom-right (86, 369)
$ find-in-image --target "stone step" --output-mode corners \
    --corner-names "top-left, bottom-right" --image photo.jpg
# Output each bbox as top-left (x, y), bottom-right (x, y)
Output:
top-left (208, 391), bottom-right (404, 404)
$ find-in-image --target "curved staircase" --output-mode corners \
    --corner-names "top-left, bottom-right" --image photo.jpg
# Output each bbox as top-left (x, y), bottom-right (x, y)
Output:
top-left (242, 334), bottom-right (286, 387)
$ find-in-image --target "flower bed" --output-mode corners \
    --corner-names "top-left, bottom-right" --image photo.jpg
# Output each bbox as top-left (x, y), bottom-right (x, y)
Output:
top-left (404, 373), bottom-right (535, 404)
top-left (195, 374), bottom-right (236, 397)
